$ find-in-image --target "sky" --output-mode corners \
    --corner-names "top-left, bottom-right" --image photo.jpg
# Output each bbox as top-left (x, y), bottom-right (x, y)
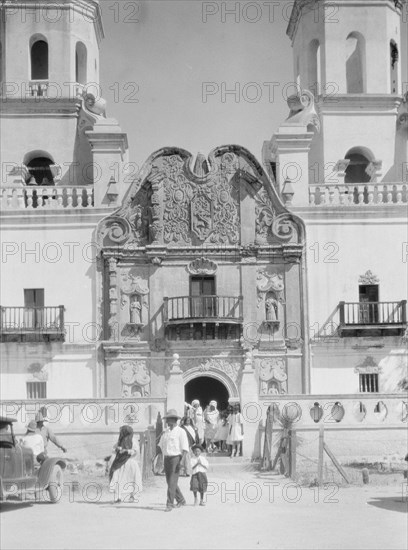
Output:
top-left (98, 0), bottom-right (408, 172)
top-left (99, 0), bottom-right (293, 170)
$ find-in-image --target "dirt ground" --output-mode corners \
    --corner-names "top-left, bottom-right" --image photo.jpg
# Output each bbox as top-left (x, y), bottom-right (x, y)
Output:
top-left (1, 463), bottom-right (407, 550)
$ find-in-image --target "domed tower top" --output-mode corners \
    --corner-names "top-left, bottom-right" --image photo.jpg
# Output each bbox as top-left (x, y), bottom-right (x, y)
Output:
top-left (287, 0), bottom-right (406, 95)
top-left (0, 0), bottom-right (104, 97)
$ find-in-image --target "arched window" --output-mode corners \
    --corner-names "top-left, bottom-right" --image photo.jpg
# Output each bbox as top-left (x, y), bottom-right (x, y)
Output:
top-left (31, 39), bottom-right (48, 80)
top-left (308, 39), bottom-right (321, 95)
top-left (346, 32), bottom-right (366, 93)
top-left (344, 148), bottom-right (373, 184)
top-left (75, 42), bottom-right (87, 85)
top-left (25, 156), bottom-right (55, 185)
top-left (390, 40), bottom-right (399, 93)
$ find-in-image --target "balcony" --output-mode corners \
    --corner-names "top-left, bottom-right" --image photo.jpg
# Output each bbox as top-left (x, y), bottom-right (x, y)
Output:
top-left (338, 301), bottom-right (407, 336)
top-left (309, 182), bottom-right (407, 206)
top-left (0, 306), bottom-right (65, 342)
top-left (1, 186), bottom-right (94, 210)
top-left (163, 296), bottom-right (243, 341)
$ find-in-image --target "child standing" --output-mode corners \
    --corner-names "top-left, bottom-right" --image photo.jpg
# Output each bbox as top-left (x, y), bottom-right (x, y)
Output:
top-left (190, 444), bottom-right (209, 506)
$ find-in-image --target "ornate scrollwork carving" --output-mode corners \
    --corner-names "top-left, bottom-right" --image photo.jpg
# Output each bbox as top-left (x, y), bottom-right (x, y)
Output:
top-left (271, 214), bottom-right (298, 242)
top-left (186, 257), bottom-right (218, 275)
top-left (285, 89), bottom-right (320, 132)
top-left (121, 360), bottom-right (151, 397)
top-left (255, 188), bottom-right (275, 243)
top-left (98, 217), bottom-right (131, 245)
top-left (121, 273), bottom-right (149, 296)
top-left (187, 358), bottom-right (242, 382)
top-left (258, 357), bottom-right (287, 395)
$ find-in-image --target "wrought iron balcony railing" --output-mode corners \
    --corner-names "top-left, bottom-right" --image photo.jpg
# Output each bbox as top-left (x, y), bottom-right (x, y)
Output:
top-left (338, 300), bottom-right (407, 336)
top-left (163, 295), bottom-right (243, 324)
top-left (0, 306), bottom-right (65, 336)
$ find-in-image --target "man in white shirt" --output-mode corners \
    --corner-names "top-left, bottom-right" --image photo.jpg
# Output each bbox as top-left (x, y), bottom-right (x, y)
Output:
top-left (21, 420), bottom-right (45, 462)
top-left (158, 409), bottom-right (189, 511)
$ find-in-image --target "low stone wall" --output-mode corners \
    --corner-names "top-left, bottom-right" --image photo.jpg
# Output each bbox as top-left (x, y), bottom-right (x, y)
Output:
top-left (256, 393), bottom-right (407, 463)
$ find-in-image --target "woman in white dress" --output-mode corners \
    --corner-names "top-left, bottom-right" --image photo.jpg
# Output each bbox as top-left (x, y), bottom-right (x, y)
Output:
top-left (109, 425), bottom-right (143, 503)
top-left (204, 400), bottom-right (220, 453)
top-left (226, 403), bottom-right (244, 457)
top-left (191, 399), bottom-right (205, 444)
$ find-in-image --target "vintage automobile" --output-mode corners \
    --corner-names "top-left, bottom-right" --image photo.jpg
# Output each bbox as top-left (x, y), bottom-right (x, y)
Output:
top-left (0, 416), bottom-right (66, 503)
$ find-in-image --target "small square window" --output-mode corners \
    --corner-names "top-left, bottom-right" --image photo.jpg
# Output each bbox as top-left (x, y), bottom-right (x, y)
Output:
top-left (359, 373), bottom-right (378, 393)
top-left (26, 381), bottom-right (47, 399)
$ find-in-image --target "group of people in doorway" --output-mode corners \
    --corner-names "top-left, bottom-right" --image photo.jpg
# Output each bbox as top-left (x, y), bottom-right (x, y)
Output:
top-left (184, 399), bottom-right (244, 458)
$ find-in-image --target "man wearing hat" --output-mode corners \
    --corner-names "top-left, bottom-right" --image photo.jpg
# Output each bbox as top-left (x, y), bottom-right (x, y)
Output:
top-left (35, 407), bottom-right (67, 456)
top-left (158, 409), bottom-right (189, 511)
top-left (21, 420), bottom-right (45, 462)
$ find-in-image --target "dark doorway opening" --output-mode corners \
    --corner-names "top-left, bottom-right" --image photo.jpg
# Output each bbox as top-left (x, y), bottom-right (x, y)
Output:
top-left (184, 376), bottom-right (230, 412)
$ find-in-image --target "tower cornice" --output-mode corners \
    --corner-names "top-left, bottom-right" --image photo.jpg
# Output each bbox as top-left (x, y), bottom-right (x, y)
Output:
top-left (2, 0), bottom-right (105, 45)
top-left (287, 0), bottom-right (406, 42)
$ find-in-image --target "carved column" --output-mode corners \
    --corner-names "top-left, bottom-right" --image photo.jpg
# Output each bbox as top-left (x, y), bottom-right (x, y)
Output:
top-left (107, 257), bottom-right (119, 340)
top-left (149, 174), bottom-right (163, 244)
top-left (240, 350), bottom-right (259, 459)
top-left (166, 353), bottom-right (185, 414)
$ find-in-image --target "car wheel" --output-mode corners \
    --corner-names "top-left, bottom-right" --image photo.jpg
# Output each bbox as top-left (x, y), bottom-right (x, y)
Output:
top-left (48, 465), bottom-right (63, 503)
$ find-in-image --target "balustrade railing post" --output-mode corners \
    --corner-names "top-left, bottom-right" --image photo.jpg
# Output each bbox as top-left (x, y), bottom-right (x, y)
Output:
top-left (59, 306), bottom-right (65, 332)
top-left (339, 301), bottom-right (345, 325)
top-left (401, 300), bottom-right (407, 324)
top-left (163, 297), bottom-right (168, 323)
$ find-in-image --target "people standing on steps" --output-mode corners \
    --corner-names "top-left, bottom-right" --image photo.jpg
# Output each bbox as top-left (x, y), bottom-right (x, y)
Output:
top-left (158, 409), bottom-right (189, 512)
top-left (204, 400), bottom-right (220, 453)
top-left (226, 403), bottom-right (244, 457)
top-left (190, 399), bottom-right (205, 444)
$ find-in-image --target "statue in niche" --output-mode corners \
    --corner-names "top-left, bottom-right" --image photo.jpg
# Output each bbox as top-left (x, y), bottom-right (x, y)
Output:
top-left (129, 294), bottom-right (142, 324)
top-left (265, 295), bottom-right (279, 321)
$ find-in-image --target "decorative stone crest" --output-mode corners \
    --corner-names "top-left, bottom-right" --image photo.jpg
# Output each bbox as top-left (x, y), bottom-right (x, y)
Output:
top-left (27, 363), bottom-right (48, 381)
top-left (121, 360), bottom-right (151, 397)
top-left (258, 357), bottom-right (287, 395)
top-left (354, 356), bottom-right (382, 375)
top-left (121, 273), bottom-right (149, 297)
top-left (359, 270), bottom-right (379, 285)
top-left (186, 258), bottom-right (217, 275)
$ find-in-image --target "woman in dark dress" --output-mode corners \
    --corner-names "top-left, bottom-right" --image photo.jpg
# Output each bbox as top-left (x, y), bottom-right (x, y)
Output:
top-left (179, 416), bottom-right (198, 476)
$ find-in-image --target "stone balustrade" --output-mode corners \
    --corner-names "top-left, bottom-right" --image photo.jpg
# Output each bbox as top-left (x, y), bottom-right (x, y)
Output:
top-left (0, 186), bottom-right (94, 209)
top-left (258, 393), bottom-right (407, 430)
top-left (309, 182), bottom-right (408, 206)
top-left (0, 398), bottom-right (166, 435)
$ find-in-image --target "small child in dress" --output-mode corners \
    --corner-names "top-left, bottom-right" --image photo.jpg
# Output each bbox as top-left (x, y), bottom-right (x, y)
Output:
top-left (190, 444), bottom-right (209, 506)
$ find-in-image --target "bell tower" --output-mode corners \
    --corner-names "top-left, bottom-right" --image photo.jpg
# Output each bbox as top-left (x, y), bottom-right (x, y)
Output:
top-left (0, 0), bottom-right (128, 206)
top-left (266, 0), bottom-right (407, 205)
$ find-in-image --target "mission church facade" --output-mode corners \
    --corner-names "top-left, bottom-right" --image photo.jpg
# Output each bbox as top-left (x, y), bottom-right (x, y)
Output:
top-left (0, 0), bottom-right (407, 455)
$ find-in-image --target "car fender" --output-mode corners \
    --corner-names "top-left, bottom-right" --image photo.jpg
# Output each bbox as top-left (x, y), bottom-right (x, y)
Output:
top-left (37, 458), bottom-right (66, 489)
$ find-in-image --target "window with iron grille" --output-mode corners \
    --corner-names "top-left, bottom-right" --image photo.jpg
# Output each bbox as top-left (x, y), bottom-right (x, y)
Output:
top-left (26, 381), bottom-right (47, 399)
top-left (359, 373), bottom-right (378, 392)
